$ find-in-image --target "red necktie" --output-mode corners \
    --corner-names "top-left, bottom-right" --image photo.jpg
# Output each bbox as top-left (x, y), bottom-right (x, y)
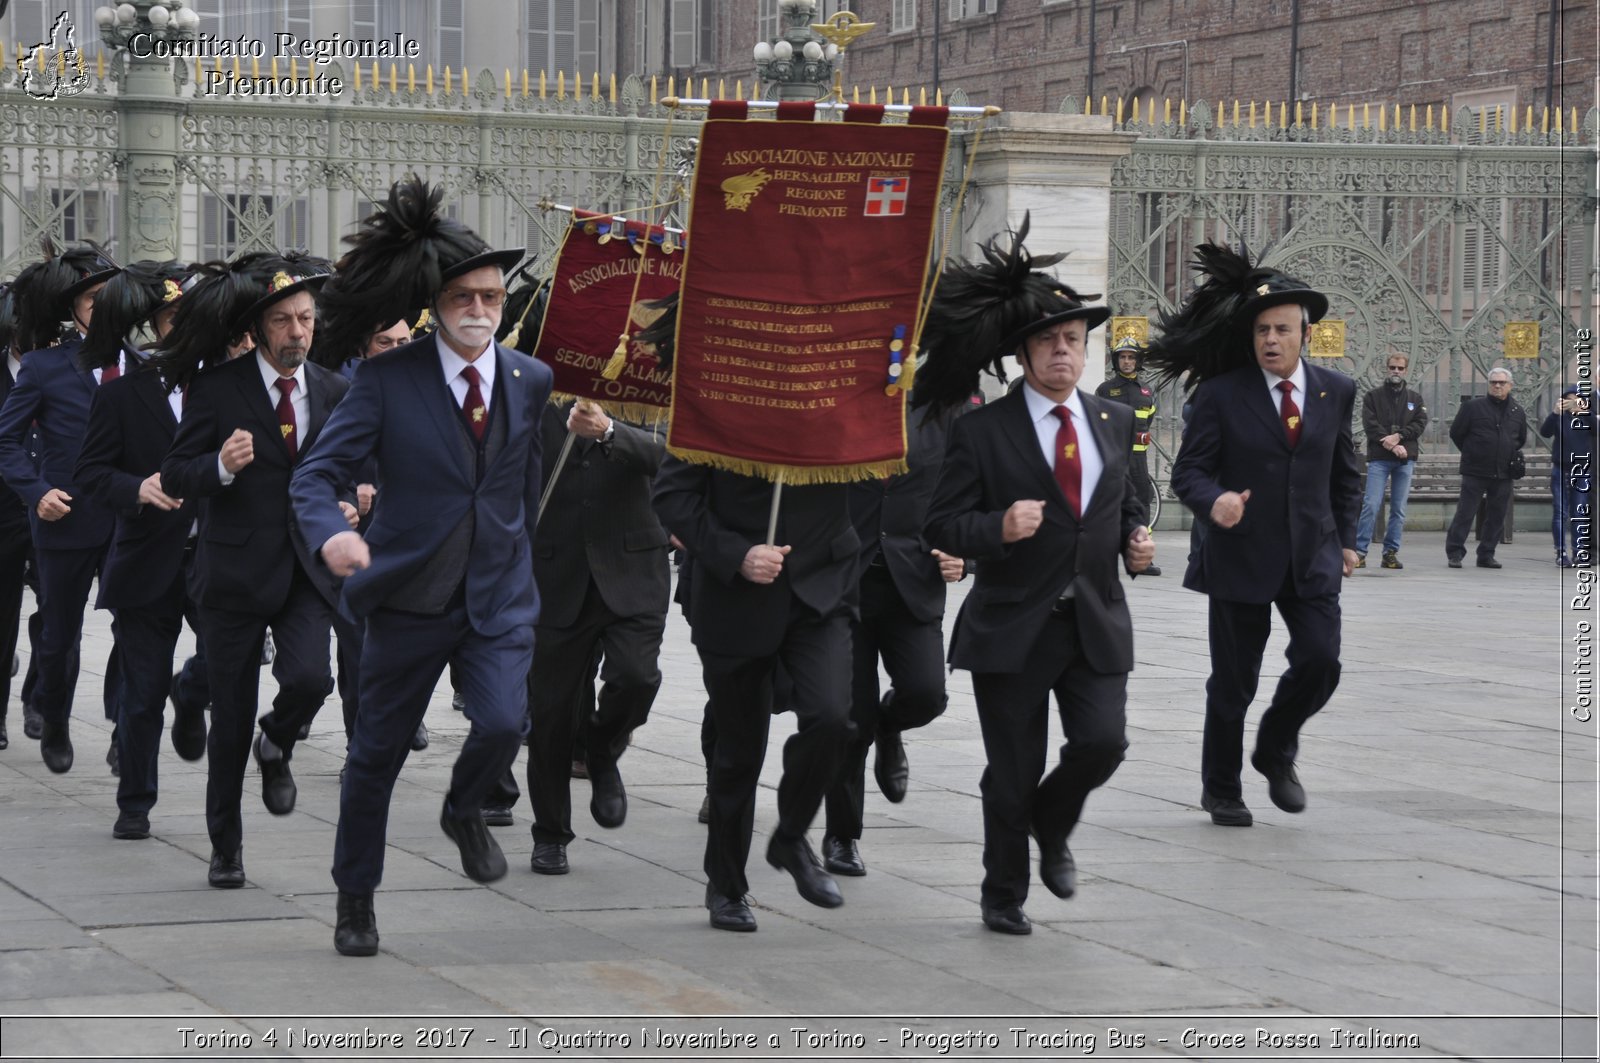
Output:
top-left (101, 361), bottom-right (120, 383)
top-left (1049, 405), bottom-right (1082, 518)
top-left (461, 365), bottom-right (487, 442)
top-left (1278, 379), bottom-right (1301, 448)
top-left (275, 377), bottom-right (297, 461)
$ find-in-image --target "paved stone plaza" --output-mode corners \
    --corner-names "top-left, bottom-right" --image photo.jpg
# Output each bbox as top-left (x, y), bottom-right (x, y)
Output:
top-left (0, 530), bottom-right (1594, 1060)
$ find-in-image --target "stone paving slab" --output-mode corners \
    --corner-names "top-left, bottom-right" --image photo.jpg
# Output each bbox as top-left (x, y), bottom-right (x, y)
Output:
top-left (0, 531), bottom-right (1593, 1060)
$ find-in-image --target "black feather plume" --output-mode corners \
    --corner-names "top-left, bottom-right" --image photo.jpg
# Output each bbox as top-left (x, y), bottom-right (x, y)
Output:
top-left (149, 252), bottom-right (283, 391)
top-left (78, 259), bottom-right (189, 371)
top-left (312, 176), bottom-right (489, 369)
top-left (1140, 241), bottom-right (1276, 389)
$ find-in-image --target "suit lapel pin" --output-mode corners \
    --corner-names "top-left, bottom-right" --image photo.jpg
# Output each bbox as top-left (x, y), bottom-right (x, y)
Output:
top-left (1319, 390), bottom-right (1326, 398)
top-left (1099, 411), bottom-right (1108, 420)
top-left (513, 369), bottom-right (521, 377)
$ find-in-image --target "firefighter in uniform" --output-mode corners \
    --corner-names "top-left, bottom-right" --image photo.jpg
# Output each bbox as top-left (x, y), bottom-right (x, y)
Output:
top-left (1095, 336), bottom-right (1161, 576)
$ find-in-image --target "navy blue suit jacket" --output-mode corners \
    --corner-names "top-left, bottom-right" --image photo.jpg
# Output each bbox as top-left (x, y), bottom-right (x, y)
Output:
top-left (75, 366), bottom-right (196, 610)
top-left (1171, 362), bottom-right (1362, 603)
top-left (0, 338), bottom-right (115, 551)
top-left (290, 336), bottom-right (552, 636)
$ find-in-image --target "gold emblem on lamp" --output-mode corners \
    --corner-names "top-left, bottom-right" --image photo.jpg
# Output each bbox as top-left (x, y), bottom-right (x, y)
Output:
top-left (1504, 321), bottom-right (1539, 359)
top-left (1308, 318), bottom-right (1345, 358)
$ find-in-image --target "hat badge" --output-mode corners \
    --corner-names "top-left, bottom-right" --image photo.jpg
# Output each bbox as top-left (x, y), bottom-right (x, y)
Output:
top-left (1256, 283), bottom-right (1270, 296)
top-left (270, 271), bottom-right (295, 292)
top-left (161, 279), bottom-right (183, 303)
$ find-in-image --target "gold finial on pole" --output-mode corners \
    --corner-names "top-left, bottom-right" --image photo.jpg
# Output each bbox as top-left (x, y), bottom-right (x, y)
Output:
top-left (812, 11), bottom-right (875, 103)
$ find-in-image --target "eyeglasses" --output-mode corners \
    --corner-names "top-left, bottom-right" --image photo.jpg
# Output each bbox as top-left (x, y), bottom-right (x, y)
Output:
top-left (440, 287), bottom-right (507, 310)
top-left (1488, 378), bottom-right (1511, 387)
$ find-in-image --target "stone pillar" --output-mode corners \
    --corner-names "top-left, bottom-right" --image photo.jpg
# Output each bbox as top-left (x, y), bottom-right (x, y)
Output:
top-left (116, 57), bottom-right (184, 262)
top-left (962, 111), bottom-right (1136, 391)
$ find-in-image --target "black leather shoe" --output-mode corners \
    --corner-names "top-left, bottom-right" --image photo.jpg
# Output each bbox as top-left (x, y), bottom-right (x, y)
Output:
top-left (588, 759), bottom-right (627, 828)
top-left (409, 720), bottom-right (429, 751)
top-left (530, 841), bottom-right (569, 875)
top-left (1144, 563), bottom-right (1163, 577)
top-left (0, 713), bottom-right (8, 750)
top-left (480, 805), bottom-right (514, 827)
top-left (1447, 557), bottom-right (1463, 568)
top-left (334, 890), bottom-right (379, 956)
top-left (1477, 557), bottom-right (1502, 569)
top-left (981, 902), bottom-right (1032, 935)
top-left (208, 848), bottom-right (245, 888)
top-left (112, 810), bottom-right (150, 840)
top-left (169, 674), bottom-right (207, 762)
top-left (873, 719), bottom-right (909, 804)
top-left (253, 734), bottom-right (297, 815)
top-left (765, 834), bottom-right (843, 908)
top-left (40, 718), bottom-right (72, 774)
top-left (451, 690), bottom-right (466, 712)
top-left (1201, 790), bottom-right (1253, 826)
top-left (705, 884), bottom-right (758, 932)
top-left (697, 793), bottom-right (710, 824)
top-left (1251, 750), bottom-right (1307, 813)
top-left (105, 738), bottom-right (119, 776)
top-left (22, 702), bottom-right (43, 740)
top-left (440, 801), bottom-right (507, 882)
top-left (1032, 831), bottom-right (1077, 899)
top-left (822, 834), bottom-right (866, 876)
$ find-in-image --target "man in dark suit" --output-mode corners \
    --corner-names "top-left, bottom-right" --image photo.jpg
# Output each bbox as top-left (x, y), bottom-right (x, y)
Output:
top-left (653, 460), bottom-right (859, 932)
top-left (0, 282), bottom-right (39, 752)
top-left (161, 259), bottom-right (350, 888)
top-left (75, 261), bottom-right (208, 840)
top-left (1160, 250), bottom-right (1361, 828)
top-left (290, 177), bottom-right (549, 957)
top-left (820, 404), bottom-right (964, 876)
top-left (0, 246), bottom-right (122, 774)
top-left (525, 399), bottom-right (669, 875)
top-left (926, 277), bottom-right (1152, 935)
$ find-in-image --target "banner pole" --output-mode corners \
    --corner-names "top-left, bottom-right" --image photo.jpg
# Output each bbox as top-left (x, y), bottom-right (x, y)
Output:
top-left (536, 428), bottom-right (578, 528)
top-left (765, 471), bottom-right (785, 548)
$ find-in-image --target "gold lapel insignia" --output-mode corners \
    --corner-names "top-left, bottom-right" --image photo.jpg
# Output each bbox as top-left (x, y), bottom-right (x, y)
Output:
top-left (1099, 411), bottom-right (1109, 420)
top-left (1319, 390), bottom-right (1327, 398)
top-left (513, 369), bottom-right (521, 377)
top-left (280, 424), bottom-right (293, 438)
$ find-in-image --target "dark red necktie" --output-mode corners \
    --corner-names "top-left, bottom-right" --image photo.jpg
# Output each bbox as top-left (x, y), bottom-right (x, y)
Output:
top-left (100, 361), bottom-right (120, 383)
top-left (461, 365), bottom-right (487, 442)
top-left (1049, 405), bottom-right (1082, 518)
top-left (275, 377), bottom-right (297, 460)
top-left (1278, 379), bottom-right (1301, 448)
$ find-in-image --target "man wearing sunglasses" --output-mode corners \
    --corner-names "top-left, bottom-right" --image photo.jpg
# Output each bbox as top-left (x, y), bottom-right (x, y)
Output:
top-left (291, 177), bottom-right (551, 957)
top-left (1354, 352), bottom-right (1428, 571)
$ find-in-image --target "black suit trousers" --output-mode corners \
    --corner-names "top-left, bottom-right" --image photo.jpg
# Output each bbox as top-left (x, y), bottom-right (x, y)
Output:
top-left (970, 610), bottom-right (1128, 909)
top-left (824, 563), bottom-right (947, 840)
top-left (0, 532), bottom-right (28, 717)
top-left (527, 576), bottom-right (664, 845)
top-left (33, 543), bottom-right (115, 724)
top-left (200, 564), bottom-right (334, 855)
top-left (1202, 584), bottom-right (1342, 799)
top-left (110, 562), bottom-right (190, 815)
top-left (698, 599), bottom-right (852, 898)
top-left (1445, 474), bottom-right (1513, 562)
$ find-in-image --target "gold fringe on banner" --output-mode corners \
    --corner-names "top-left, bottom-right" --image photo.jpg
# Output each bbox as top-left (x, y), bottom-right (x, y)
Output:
top-left (547, 390), bottom-right (669, 427)
top-left (665, 446), bottom-right (909, 486)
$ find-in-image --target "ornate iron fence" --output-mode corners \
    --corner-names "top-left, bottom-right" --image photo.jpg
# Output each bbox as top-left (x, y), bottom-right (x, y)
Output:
top-left (1097, 97), bottom-right (1598, 472)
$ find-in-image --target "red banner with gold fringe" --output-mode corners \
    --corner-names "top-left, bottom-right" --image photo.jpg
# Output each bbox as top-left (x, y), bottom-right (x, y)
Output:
top-left (667, 101), bottom-right (951, 483)
top-left (529, 209), bottom-right (682, 421)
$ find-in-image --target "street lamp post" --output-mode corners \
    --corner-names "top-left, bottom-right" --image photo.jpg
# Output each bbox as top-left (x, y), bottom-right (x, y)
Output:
top-left (94, 0), bottom-right (200, 261)
top-left (752, 0), bottom-right (840, 102)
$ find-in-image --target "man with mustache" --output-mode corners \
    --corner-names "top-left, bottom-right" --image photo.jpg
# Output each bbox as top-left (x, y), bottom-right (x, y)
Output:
top-left (160, 255), bottom-right (353, 888)
top-left (291, 177), bottom-right (550, 957)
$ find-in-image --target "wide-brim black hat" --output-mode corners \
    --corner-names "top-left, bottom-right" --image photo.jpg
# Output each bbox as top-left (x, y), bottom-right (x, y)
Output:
top-left (912, 213), bottom-right (1109, 412)
top-left (996, 298), bottom-right (1111, 356)
top-left (79, 259), bottom-right (192, 370)
top-left (441, 248), bottom-right (524, 282)
top-left (235, 270), bottom-right (329, 330)
top-left (61, 266), bottom-right (121, 304)
top-left (1236, 274), bottom-right (1328, 325)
